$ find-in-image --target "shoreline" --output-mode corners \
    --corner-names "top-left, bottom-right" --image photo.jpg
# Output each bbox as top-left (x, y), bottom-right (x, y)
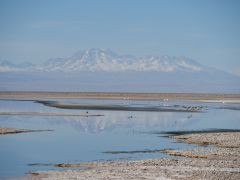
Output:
top-left (0, 128), bottom-right (52, 135)
top-left (1, 91), bottom-right (240, 101)
top-left (36, 100), bottom-right (204, 112)
top-left (0, 112), bottom-right (104, 117)
top-left (1, 93), bottom-right (240, 179)
top-left (17, 131), bottom-right (240, 180)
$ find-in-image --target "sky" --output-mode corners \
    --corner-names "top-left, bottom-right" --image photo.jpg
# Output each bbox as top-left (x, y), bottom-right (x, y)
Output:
top-left (0, 0), bottom-right (240, 74)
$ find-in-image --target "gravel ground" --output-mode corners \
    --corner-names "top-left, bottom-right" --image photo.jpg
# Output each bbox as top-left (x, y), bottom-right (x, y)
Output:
top-left (170, 132), bottom-right (240, 148)
top-left (14, 132), bottom-right (240, 180)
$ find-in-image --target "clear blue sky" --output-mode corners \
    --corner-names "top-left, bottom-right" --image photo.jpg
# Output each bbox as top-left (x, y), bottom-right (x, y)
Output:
top-left (0, 0), bottom-right (239, 74)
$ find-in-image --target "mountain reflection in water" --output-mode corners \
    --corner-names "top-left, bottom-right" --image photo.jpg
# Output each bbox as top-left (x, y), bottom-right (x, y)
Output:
top-left (41, 111), bottom-right (194, 133)
top-left (0, 99), bottom-right (239, 178)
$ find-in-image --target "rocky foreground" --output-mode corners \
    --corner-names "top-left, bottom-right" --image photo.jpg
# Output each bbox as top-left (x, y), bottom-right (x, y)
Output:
top-left (18, 132), bottom-right (240, 180)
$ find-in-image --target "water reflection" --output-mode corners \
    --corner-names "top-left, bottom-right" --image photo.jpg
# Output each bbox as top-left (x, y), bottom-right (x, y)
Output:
top-left (0, 99), bottom-right (240, 178)
top-left (0, 111), bottom-right (195, 134)
top-left (40, 111), bottom-right (193, 133)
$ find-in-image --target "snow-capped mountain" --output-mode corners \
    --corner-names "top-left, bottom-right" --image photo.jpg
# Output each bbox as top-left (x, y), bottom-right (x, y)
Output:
top-left (0, 48), bottom-right (206, 72)
top-left (1, 48), bottom-right (239, 92)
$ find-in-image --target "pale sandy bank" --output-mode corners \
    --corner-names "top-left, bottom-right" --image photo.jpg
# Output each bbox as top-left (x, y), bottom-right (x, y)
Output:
top-left (1, 91), bottom-right (240, 101)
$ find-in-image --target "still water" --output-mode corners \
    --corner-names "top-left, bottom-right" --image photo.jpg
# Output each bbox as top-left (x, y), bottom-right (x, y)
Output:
top-left (0, 98), bottom-right (239, 178)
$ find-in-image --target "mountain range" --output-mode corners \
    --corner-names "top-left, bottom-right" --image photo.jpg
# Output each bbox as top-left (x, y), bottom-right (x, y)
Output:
top-left (0, 48), bottom-right (239, 92)
top-left (0, 48), bottom-right (208, 73)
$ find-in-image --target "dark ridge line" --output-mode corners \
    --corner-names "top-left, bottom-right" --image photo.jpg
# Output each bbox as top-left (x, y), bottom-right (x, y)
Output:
top-left (102, 148), bottom-right (173, 154)
top-left (0, 98), bottom-right (37, 102)
top-left (152, 129), bottom-right (240, 136)
top-left (0, 129), bottom-right (54, 135)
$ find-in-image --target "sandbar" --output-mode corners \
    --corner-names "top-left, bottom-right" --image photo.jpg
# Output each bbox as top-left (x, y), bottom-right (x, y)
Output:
top-left (0, 128), bottom-right (52, 135)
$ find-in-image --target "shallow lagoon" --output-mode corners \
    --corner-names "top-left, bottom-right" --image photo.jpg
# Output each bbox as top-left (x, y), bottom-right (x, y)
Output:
top-left (0, 99), bottom-right (239, 178)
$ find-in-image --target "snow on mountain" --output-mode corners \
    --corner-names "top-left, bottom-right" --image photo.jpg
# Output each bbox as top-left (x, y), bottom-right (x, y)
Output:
top-left (40, 49), bottom-right (136, 72)
top-left (41, 48), bottom-right (205, 72)
top-left (0, 60), bottom-right (35, 72)
top-left (0, 60), bottom-right (21, 72)
top-left (0, 49), bottom-right (207, 73)
top-left (1, 49), bottom-right (239, 93)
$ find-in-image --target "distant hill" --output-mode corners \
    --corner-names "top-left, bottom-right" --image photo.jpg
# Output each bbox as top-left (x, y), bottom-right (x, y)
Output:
top-left (0, 48), bottom-right (239, 92)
